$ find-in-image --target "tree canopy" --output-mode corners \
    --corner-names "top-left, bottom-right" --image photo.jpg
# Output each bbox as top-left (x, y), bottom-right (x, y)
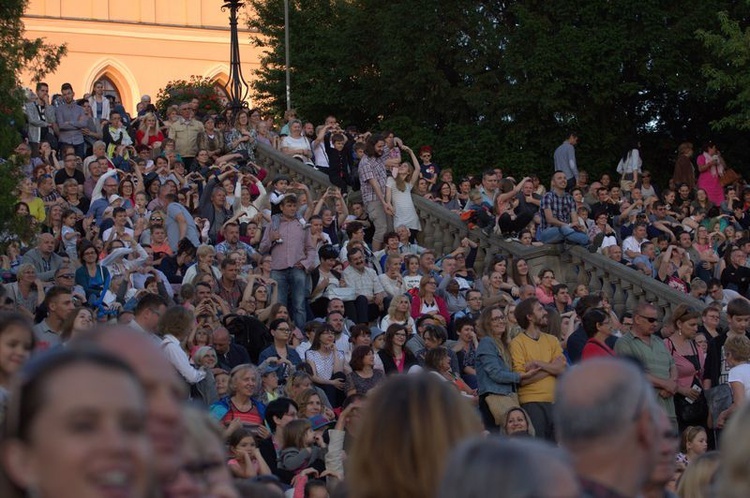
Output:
top-left (0, 0), bottom-right (66, 247)
top-left (249, 0), bottom-right (749, 182)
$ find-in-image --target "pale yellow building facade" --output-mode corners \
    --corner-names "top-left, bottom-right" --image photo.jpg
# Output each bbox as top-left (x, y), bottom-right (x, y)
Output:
top-left (21, 0), bottom-right (262, 115)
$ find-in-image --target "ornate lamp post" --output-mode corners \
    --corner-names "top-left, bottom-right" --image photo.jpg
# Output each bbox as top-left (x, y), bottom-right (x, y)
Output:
top-left (221, 0), bottom-right (250, 115)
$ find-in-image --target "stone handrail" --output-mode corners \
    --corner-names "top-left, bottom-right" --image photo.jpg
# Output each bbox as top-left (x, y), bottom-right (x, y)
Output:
top-left (254, 143), bottom-right (705, 322)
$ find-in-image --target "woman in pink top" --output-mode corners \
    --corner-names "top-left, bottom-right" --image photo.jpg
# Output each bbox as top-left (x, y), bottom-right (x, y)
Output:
top-left (534, 268), bottom-right (557, 306)
top-left (696, 141), bottom-right (724, 205)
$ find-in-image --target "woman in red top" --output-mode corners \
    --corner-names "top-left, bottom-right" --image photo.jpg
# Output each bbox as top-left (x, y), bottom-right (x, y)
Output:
top-left (581, 308), bottom-right (616, 360)
top-left (135, 112), bottom-right (164, 148)
top-left (410, 275), bottom-right (450, 323)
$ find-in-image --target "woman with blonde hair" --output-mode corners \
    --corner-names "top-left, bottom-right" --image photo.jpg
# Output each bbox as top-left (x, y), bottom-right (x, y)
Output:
top-left (135, 112), bottom-right (164, 148)
top-left (409, 275), bottom-right (450, 324)
top-left (347, 374), bottom-right (482, 498)
top-left (474, 305), bottom-right (537, 429)
top-left (716, 334), bottom-right (750, 429)
top-left (380, 294), bottom-right (416, 334)
top-left (676, 451), bottom-right (720, 498)
top-left (718, 402), bottom-right (750, 498)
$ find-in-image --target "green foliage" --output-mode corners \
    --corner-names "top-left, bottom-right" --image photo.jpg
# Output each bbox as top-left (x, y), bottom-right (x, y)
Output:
top-left (249, 0), bottom-right (749, 184)
top-left (0, 0), bottom-right (66, 157)
top-left (155, 76), bottom-right (225, 117)
top-left (0, 156), bottom-right (37, 251)
top-left (698, 9), bottom-right (750, 131)
top-left (0, 0), bottom-right (64, 248)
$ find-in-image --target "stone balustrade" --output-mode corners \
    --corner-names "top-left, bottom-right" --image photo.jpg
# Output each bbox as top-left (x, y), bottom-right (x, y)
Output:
top-left (255, 143), bottom-right (706, 322)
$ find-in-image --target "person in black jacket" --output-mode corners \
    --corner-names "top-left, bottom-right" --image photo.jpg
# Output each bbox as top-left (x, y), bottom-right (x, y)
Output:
top-left (378, 324), bottom-right (419, 375)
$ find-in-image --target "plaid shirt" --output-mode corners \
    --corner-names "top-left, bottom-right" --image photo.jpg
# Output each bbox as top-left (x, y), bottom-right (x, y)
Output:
top-left (358, 147), bottom-right (390, 203)
top-left (540, 189), bottom-right (576, 230)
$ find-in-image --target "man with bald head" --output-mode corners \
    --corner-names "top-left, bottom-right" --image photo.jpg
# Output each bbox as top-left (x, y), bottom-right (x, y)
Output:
top-left (555, 357), bottom-right (664, 498)
top-left (74, 328), bottom-right (186, 488)
top-left (213, 327), bottom-right (251, 370)
top-left (22, 233), bottom-right (65, 281)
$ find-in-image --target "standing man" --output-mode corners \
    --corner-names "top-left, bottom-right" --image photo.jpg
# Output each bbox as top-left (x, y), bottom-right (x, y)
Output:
top-left (165, 193), bottom-right (200, 251)
top-left (24, 81), bottom-right (56, 157)
top-left (554, 131), bottom-right (579, 191)
top-left (259, 195), bottom-right (316, 329)
top-left (55, 83), bottom-right (87, 159)
top-left (614, 302), bottom-right (678, 425)
top-left (168, 101), bottom-right (204, 170)
top-left (511, 297), bottom-right (567, 440)
top-left (538, 171), bottom-right (589, 246)
top-left (358, 134), bottom-right (400, 251)
top-left (555, 357), bottom-right (663, 498)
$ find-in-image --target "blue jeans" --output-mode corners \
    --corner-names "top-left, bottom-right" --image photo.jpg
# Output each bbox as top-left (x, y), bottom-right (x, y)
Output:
top-left (539, 226), bottom-right (589, 246)
top-left (272, 268), bottom-right (308, 329)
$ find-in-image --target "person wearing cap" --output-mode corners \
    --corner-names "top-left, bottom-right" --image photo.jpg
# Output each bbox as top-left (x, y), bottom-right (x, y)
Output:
top-left (258, 362), bottom-right (284, 404)
top-left (419, 145), bottom-right (440, 189)
top-left (258, 318), bottom-right (303, 381)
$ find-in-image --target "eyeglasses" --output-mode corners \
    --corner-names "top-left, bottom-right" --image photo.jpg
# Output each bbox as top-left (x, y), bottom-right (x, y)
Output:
top-left (491, 315), bottom-right (505, 321)
top-left (394, 333), bottom-right (407, 338)
top-left (57, 273), bottom-right (74, 279)
top-left (638, 315), bottom-right (658, 323)
top-left (276, 327), bottom-right (291, 332)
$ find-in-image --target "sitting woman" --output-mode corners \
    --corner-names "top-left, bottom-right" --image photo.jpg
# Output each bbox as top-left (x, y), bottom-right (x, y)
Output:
top-left (210, 363), bottom-right (266, 429)
top-left (482, 271), bottom-right (514, 308)
top-left (380, 294), bottom-right (416, 335)
top-left (493, 177), bottom-right (534, 237)
top-left (345, 345), bottom-right (385, 396)
top-left (410, 275), bottom-right (450, 325)
top-left (451, 317), bottom-right (479, 387)
top-left (224, 109), bottom-right (257, 163)
top-left (423, 346), bottom-right (476, 400)
top-left (580, 308), bottom-right (616, 360)
top-left (280, 119), bottom-right (312, 162)
top-left (433, 181), bottom-right (461, 212)
top-left (74, 241), bottom-right (111, 317)
top-left (503, 406), bottom-right (536, 437)
top-left (378, 324), bottom-right (419, 375)
top-left (304, 324), bottom-right (346, 408)
top-left (534, 268), bottom-right (558, 306)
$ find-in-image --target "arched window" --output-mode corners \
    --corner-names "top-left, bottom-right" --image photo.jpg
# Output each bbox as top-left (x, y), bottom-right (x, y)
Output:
top-left (94, 75), bottom-right (122, 105)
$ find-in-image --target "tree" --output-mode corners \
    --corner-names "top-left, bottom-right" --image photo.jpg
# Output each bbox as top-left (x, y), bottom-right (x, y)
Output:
top-left (698, 8), bottom-right (750, 132)
top-left (0, 0), bottom-right (66, 248)
top-left (0, 0), bottom-right (66, 156)
top-left (249, 0), bottom-right (744, 181)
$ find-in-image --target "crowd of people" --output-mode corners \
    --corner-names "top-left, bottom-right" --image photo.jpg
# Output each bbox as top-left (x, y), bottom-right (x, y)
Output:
top-left (1, 81), bottom-right (750, 497)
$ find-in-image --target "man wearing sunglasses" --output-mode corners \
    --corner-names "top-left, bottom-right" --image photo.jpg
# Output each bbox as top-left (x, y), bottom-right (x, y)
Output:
top-left (615, 302), bottom-right (678, 426)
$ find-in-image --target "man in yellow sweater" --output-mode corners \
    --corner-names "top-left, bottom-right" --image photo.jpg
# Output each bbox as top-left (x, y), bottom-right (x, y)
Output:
top-left (511, 297), bottom-right (567, 440)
